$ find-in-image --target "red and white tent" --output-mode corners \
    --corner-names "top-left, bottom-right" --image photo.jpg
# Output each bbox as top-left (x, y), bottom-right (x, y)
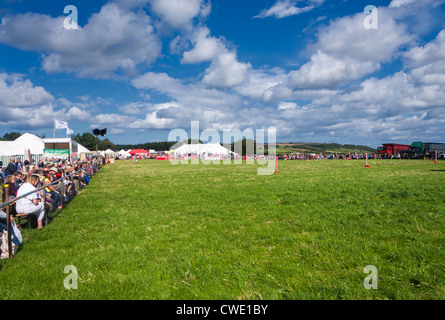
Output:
top-left (129, 149), bottom-right (149, 155)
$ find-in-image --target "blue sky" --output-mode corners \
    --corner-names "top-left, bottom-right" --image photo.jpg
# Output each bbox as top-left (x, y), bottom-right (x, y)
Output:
top-left (0, 0), bottom-right (444, 148)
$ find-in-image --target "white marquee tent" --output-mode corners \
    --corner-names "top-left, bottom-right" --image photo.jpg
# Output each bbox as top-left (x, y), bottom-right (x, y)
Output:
top-left (117, 149), bottom-right (132, 158)
top-left (0, 133), bottom-right (90, 165)
top-left (0, 133), bottom-right (44, 156)
top-left (170, 143), bottom-right (237, 158)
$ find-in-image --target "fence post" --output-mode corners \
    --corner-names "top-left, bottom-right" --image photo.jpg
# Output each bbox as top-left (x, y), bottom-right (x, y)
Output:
top-left (43, 188), bottom-right (48, 227)
top-left (4, 184), bottom-right (13, 259)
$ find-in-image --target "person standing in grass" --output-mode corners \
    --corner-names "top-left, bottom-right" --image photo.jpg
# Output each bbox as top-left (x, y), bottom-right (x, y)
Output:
top-left (15, 175), bottom-right (45, 230)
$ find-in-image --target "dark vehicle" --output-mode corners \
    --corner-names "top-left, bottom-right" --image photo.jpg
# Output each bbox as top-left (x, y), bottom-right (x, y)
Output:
top-left (404, 142), bottom-right (445, 159)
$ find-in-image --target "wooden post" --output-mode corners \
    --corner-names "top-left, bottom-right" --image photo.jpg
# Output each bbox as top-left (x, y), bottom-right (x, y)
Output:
top-left (4, 185), bottom-right (13, 259)
top-left (43, 188), bottom-right (48, 227)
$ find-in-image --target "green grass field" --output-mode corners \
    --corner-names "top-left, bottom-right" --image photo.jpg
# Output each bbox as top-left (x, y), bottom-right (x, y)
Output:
top-left (0, 159), bottom-right (444, 300)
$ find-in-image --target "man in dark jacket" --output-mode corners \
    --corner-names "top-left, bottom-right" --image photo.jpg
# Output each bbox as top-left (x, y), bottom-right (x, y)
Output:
top-left (5, 158), bottom-right (16, 176)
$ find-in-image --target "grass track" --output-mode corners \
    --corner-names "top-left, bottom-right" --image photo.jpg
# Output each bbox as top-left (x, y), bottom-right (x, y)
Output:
top-left (0, 159), bottom-right (444, 300)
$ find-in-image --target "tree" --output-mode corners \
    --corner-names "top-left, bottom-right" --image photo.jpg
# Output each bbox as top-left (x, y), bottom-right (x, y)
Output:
top-left (2, 132), bottom-right (21, 141)
top-left (231, 139), bottom-right (257, 156)
top-left (99, 138), bottom-right (115, 151)
top-left (72, 132), bottom-right (97, 151)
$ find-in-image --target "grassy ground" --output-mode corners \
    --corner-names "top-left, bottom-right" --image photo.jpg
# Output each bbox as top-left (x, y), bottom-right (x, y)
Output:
top-left (0, 159), bottom-right (444, 300)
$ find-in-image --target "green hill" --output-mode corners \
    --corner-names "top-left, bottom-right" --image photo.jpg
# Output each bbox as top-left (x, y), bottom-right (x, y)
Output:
top-left (276, 143), bottom-right (376, 155)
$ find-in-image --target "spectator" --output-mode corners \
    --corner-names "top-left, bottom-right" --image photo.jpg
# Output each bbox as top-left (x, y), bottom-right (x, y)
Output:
top-left (41, 168), bottom-right (62, 210)
top-left (15, 158), bottom-right (23, 172)
top-left (15, 174), bottom-right (46, 230)
top-left (5, 158), bottom-right (16, 176)
top-left (23, 160), bottom-right (30, 173)
top-left (13, 171), bottom-right (25, 189)
top-left (50, 167), bottom-right (64, 206)
top-left (0, 209), bottom-right (22, 247)
top-left (2, 175), bottom-right (18, 217)
top-left (2, 175), bottom-right (18, 200)
top-left (0, 168), bottom-right (5, 183)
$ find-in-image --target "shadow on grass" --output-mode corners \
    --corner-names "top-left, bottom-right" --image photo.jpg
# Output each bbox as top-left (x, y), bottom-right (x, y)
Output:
top-left (15, 206), bottom-right (64, 245)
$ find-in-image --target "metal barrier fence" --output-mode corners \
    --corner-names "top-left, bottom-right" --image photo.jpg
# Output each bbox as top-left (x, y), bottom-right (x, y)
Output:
top-left (0, 154), bottom-right (42, 169)
top-left (1, 162), bottom-right (100, 259)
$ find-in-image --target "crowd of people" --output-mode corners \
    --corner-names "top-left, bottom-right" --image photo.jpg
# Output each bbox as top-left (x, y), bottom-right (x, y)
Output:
top-left (277, 153), bottom-right (378, 160)
top-left (1, 157), bottom-right (103, 258)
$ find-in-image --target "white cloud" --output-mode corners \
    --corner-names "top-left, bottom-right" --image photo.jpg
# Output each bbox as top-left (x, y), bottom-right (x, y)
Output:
top-left (314, 8), bottom-right (413, 63)
top-left (202, 51), bottom-right (252, 88)
top-left (181, 27), bottom-right (224, 64)
top-left (66, 106), bottom-right (91, 120)
top-left (0, 3), bottom-right (161, 78)
top-left (286, 8), bottom-right (413, 90)
top-left (132, 72), bottom-right (184, 94)
top-left (389, 0), bottom-right (416, 8)
top-left (289, 51), bottom-right (378, 89)
top-left (404, 29), bottom-right (445, 67)
top-left (0, 73), bottom-right (54, 109)
top-left (233, 68), bottom-right (289, 102)
top-left (255, 0), bottom-right (324, 19)
top-left (278, 102), bottom-right (298, 110)
top-left (148, 0), bottom-right (211, 30)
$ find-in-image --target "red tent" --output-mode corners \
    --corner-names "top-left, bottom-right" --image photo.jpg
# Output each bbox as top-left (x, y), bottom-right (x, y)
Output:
top-left (129, 149), bottom-right (149, 155)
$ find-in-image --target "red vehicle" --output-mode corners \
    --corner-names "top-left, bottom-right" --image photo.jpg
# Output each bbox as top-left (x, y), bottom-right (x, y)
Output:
top-left (377, 143), bottom-right (411, 158)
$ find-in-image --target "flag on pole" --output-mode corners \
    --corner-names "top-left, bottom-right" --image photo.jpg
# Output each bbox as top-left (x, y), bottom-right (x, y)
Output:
top-left (54, 119), bottom-right (68, 129)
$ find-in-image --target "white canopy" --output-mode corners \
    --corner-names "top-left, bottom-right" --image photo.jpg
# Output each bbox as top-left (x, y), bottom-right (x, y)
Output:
top-left (0, 133), bottom-right (44, 156)
top-left (117, 149), bottom-right (132, 157)
top-left (0, 133), bottom-right (90, 156)
top-left (171, 143), bottom-right (237, 156)
top-left (78, 144), bottom-right (91, 153)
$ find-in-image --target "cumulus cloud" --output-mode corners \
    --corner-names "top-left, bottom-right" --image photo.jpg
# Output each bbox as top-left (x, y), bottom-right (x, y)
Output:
top-left (404, 29), bottom-right (445, 67)
top-left (287, 7), bottom-right (413, 90)
top-left (0, 73), bottom-right (53, 109)
top-left (0, 3), bottom-right (161, 78)
top-left (181, 27), bottom-right (224, 64)
top-left (0, 72), bottom-right (103, 130)
top-left (202, 51), bottom-right (252, 88)
top-left (148, 0), bottom-right (211, 30)
top-left (289, 51), bottom-right (377, 89)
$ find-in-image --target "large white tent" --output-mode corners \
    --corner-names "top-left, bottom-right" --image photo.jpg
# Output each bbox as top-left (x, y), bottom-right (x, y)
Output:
top-left (117, 149), bottom-right (132, 158)
top-left (0, 133), bottom-right (44, 156)
top-left (170, 143), bottom-right (237, 158)
top-left (0, 133), bottom-right (90, 165)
